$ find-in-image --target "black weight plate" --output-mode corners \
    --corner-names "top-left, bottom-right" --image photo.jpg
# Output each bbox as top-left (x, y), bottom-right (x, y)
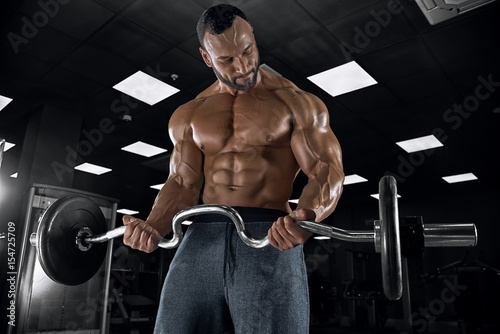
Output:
top-left (37, 195), bottom-right (107, 285)
top-left (378, 175), bottom-right (403, 301)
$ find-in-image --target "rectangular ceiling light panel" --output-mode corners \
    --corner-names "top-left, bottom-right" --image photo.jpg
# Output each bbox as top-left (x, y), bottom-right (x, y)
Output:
top-left (122, 141), bottom-right (168, 157)
top-left (75, 162), bottom-right (112, 175)
top-left (396, 135), bottom-right (443, 153)
top-left (344, 174), bottom-right (368, 185)
top-left (442, 172), bottom-right (477, 183)
top-left (307, 61), bottom-right (377, 97)
top-left (150, 183), bottom-right (164, 190)
top-left (117, 208), bottom-right (139, 215)
top-left (2, 141), bottom-right (15, 151)
top-left (0, 95), bottom-right (13, 111)
top-left (113, 71), bottom-right (179, 106)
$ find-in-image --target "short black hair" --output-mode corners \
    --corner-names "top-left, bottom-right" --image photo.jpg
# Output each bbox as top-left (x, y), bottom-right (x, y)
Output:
top-left (197, 4), bottom-right (249, 49)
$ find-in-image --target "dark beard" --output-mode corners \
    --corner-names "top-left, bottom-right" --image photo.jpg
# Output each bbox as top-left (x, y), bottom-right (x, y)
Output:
top-left (213, 63), bottom-right (260, 91)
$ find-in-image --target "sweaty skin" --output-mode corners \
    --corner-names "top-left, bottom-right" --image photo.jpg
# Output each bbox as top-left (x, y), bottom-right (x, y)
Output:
top-left (123, 17), bottom-right (344, 252)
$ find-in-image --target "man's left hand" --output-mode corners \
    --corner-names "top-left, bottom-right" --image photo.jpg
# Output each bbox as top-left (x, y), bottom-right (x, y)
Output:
top-left (268, 208), bottom-right (315, 251)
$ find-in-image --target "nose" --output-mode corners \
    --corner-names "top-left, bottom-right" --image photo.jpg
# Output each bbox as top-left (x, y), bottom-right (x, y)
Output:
top-left (233, 56), bottom-right (250, 75)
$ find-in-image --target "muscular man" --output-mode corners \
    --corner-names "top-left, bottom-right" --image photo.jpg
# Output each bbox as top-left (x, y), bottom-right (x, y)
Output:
top-left (123, 4), bottom-right (344, 333)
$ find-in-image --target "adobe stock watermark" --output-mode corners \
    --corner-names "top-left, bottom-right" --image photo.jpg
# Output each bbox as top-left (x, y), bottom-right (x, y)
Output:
top-left (51, 64), bottom-right (173, 182)
top-left (386, 73), bottom-right (500, 183)
top-left (400, 277), bottom-right (467, 334)
top-left (7, 0), bottom-right (71, 54)
top-left (339, 0), bottom-right (403, 61)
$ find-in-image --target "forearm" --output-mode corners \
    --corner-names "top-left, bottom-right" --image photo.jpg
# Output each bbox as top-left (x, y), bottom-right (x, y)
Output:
top-left (146, 177), bottom-right (202, 236)
top-left (297, 163), bottom-right (344, 222)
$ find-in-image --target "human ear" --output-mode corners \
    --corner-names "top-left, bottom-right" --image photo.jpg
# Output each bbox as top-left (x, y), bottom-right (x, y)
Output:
top-left (199, 47), bottom-right (213, 68)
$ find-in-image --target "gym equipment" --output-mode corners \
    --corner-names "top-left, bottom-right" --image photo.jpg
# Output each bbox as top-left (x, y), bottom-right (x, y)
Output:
top-left (32, 195), bottom-right (108, 285)
top-left (29, 176), bottom-right (477, 300)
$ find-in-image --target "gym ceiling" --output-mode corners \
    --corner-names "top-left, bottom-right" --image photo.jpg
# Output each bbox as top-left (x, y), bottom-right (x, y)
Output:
top-left (0, 0), bottom-right (499, 217)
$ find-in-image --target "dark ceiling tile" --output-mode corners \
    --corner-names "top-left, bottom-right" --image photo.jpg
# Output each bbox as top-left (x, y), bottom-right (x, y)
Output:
top-left (88, 87), bottom-right (147, 117)
top-left (93, 0), bottom-right (138, 12)
top-left (257, 55), bottom-right (305, 86)
top-left (88, 17), bottom-right (173, 67)
top-left (37, 67), bottom-right (106, 98)
top-left (0, 44), bottom-right (54, 85)
top-left (421, 7), bottom-right (500, 64)
top-left (150, 91), bottom-right (194, 118)
top-left (129, 107), bottom-right (172, 135)
top-left (296, 0), bottom-right (382, 26)
top-left (384, 67), bottom-right (455, 102)
top-left (362, 103), bottom-right (418, 128)
top-left (442, 49), bottom-right (500, 97)
top-left (270, 29), bottom-right (346, 76)
top-left (406, 90), bottom-right (463, 125)
top-left (60, 44), bottom-right (136, 86)
top-left (334, 84), bottom-right (400, 114)
top-left (18, 26), bottom-right (80, 63)
top-left (245, 0), bottom-right (321, 50)
top-left (185, 77), bottom-right (216, 97)
top-left (332, 113), bottom-right (375, 139)
top-left (0, 10), bottom-right (80, 63)
top-left (18, 0), bottom-right (115, 40)
top-left (177, 34), bottom-right (203, 60)
top-left (0, 6), bottom-right (17, 40)
top-left (122, 0), bottom-right (204, 45)
top-left (0, 77), bottom-right (32, 99)
top-left (327, 1), bottom-right (417, 60)
top-left (357, 37), bottom-right (439, 82)
top-left (151, 47), bottom-right (213, 91)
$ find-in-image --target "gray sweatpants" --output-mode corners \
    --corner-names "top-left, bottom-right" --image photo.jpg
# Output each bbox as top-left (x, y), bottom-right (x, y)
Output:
top-left (154, 207), bottom-right (310, 334)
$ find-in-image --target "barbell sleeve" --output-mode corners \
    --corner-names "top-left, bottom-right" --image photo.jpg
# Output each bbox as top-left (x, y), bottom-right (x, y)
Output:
top-left (423, 223), bottom-right (477, 247)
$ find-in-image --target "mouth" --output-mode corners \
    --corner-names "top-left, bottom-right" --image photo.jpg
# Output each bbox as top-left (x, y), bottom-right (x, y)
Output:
top-left (236, 70), bottom-right (254, 80)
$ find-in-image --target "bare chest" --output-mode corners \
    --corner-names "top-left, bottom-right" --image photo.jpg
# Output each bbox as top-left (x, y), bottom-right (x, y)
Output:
top-left (191, 93), bottom-right (292, 153)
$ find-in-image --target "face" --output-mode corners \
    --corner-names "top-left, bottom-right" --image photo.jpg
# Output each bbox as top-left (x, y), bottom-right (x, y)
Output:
top-left (200, 17), bottom-right (260, 91)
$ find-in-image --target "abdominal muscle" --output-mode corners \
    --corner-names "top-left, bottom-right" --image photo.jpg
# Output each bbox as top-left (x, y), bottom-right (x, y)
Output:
top-left (202, 146), bottom-right (298, 212)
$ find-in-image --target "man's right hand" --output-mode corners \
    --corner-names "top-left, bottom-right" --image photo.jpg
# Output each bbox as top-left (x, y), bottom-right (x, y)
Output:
top-left (122, 216), bottom-right (161, 253)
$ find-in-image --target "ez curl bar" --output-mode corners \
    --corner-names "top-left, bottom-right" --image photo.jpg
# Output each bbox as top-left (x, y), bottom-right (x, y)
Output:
top-left (28, 176), bottom-right (477, 300)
